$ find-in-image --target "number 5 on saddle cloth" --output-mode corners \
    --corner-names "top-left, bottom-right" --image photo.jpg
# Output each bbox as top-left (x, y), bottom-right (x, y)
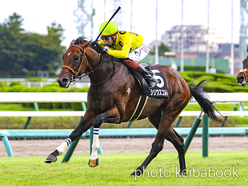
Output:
top-left (128, 64), bottom-right (169, 122)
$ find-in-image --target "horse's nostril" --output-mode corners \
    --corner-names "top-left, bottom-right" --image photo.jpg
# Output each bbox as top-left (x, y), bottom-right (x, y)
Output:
top-left (62, 78), bottom-right (68, 83)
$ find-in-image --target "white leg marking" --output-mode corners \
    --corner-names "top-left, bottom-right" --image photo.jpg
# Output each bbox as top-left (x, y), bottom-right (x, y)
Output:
top-left (90, 128), bottom-right (99, 160)
top-left (56, 138), bottom-right (71, 155)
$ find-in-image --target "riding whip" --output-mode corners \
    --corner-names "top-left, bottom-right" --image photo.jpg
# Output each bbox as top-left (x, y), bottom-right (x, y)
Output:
top-left (95, 6), bottom-right (121, 42)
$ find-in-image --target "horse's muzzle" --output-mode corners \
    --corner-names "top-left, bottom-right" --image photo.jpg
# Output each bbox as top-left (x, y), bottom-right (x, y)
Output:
top-left (237, 73), bottom-right (246, 86)
top-left (57, 78), bottom-right (70, 88)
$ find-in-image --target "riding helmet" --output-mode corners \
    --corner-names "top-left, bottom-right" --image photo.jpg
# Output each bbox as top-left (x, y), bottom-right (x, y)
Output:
top-left (99, 21), bottom-right (118, 36)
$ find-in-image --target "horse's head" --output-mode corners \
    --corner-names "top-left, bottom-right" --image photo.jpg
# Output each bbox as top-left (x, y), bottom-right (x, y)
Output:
top-left (58, 37), bottom-right (91, 88)
top-left (237, 46), bottom-right (248, 86)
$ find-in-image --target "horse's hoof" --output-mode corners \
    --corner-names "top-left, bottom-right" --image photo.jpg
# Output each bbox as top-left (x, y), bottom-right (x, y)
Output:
top-left (130, 172), bottom-right (136, 176)
top-left (130, 166), bottom-right (144, 176)
top-left (130, 170), bottom-right (142, 177)
top-left (44, 154), bottom-right (57, 163)
top-left (88, 158), bottom-right (99, 167)
top-left (181, 169), bottom-right (187, 176)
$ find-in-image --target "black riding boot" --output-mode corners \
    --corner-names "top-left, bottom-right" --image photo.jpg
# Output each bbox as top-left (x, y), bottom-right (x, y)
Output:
top-left (136, 65), bottom-right (158, 89)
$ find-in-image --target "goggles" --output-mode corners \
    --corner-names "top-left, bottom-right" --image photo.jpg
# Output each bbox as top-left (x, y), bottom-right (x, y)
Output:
top-left (101, 35), bottom-right (112, 41)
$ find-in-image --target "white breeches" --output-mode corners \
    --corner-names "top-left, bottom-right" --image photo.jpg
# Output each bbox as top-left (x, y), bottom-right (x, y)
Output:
top-left (128, 44), bottom-right (150, 62)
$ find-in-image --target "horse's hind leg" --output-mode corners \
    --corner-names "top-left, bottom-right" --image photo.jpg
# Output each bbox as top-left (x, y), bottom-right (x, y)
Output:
top-left (131, 96), bottom-right (188, 176)
top-left (130, 119), bottom-right (169, 176)
top-left (130, 127), bottom-right (186, 176)
top-left (130, 110), bottom-right (163, 176)
top-left (165, 127), bottom-right (186, 174)
top-left (148, 109), bottom-right (186, 174)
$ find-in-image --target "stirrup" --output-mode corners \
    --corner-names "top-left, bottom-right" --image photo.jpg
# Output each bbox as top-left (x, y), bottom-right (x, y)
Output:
top-left (147, 80), bottom-right (157, 89)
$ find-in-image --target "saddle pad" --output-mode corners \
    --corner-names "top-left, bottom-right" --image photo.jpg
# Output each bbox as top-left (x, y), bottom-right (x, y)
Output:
top-left (144, 66), bottom-right (169, 98)
top-left (130, 66), bottom-right (169, 98)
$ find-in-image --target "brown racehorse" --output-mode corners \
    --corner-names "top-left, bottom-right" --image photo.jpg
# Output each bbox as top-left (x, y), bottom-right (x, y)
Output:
top-left (237, 47), bottom-right (248, 86)
top-left (45, 36), bottom-right (223, 176)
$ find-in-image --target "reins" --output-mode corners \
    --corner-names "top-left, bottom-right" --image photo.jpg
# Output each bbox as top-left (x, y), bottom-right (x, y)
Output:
top-left (62, 44), bottom-right (116, 86)
top-left (90, 59), bottom-right (116, 86)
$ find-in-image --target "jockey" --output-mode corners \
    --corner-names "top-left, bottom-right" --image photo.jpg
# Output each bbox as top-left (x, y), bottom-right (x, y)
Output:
top-left (93, 21), bottom-right (158, 89)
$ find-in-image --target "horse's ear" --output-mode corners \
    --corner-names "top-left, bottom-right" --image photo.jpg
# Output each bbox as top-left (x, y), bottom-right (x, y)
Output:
top-left (70, 40), bottom-right (75, 46)
top-left (82, 40), bottom-right (91, 48)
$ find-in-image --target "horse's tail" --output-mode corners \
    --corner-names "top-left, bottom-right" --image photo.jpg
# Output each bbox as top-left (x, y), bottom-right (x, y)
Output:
top-left (189, 80), bottom-right (224, 123)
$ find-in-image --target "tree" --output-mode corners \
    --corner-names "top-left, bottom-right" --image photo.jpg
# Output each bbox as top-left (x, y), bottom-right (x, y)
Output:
top-left (21, 22), bottom-right (66, 72)
top-left (0, 13), bottom-right (66, 77)
top-left (149, 43), bottom-right (171, 56)
top-left (4, 13), bottom-right (24, 35)
top-left (0, 13), bottom-right (25, 74)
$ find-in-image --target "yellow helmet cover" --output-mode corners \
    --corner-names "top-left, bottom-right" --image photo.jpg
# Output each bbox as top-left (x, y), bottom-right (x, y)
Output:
top-left (99, 21), bottom-right (118, 36)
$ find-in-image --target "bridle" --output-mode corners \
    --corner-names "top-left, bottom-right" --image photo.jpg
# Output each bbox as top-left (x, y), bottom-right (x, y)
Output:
top-left (239, 68), bottom-right (248, 82)
top-left (62, 44), bottom-right (116, 86)
top-left (62, 45), bottom-right (88, 77)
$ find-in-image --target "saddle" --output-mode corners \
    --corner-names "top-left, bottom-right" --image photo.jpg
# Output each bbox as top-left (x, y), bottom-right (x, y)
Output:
top-left (109, 55), bottom-right (168, 98)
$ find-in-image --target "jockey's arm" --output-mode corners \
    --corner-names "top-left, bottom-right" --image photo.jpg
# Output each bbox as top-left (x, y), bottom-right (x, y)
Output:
top-left (98, 36), bottom-right (132, 59)
top-left (98, 40), bottom-right (104, 45)
top-left (108, 41), bottom-right (131, 59)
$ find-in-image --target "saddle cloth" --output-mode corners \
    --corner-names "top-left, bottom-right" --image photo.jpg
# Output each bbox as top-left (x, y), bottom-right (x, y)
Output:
top-left (128, 65), bottom-right (169, 122)
top-left (129, 65), bottom-right (169, 98)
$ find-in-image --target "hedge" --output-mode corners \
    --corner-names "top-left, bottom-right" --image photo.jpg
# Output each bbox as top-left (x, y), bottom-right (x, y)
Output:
top-left (0, 83), bottom-right (89, 111)
top-left (178, 71), bottom-right (242, 92)
top-left (0, 71), bottom-right (245, 110)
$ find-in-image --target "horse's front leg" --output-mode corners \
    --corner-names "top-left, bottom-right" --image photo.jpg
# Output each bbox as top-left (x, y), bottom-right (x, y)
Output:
top-left (88, 107), bottom-right (121, 167)
top-left (45, 109), bottom-right (95, 163)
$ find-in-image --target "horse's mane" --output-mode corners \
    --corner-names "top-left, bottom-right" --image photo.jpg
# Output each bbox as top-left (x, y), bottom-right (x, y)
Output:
top-left (74, 36), bottom-right (88, 45)
top-left (74, 36), bottom-right (96, 50)
top-left (73, 36), bottom-right (124, 63)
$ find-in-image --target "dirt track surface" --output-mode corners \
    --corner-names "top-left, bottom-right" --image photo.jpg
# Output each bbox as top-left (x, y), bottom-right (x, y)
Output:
top-left (0, 136), bottom-right (247, 157)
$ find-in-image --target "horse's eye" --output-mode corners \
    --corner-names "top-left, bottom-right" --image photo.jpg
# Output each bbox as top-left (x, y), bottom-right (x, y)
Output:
top-left (74, 55), bottom-right (79, 61)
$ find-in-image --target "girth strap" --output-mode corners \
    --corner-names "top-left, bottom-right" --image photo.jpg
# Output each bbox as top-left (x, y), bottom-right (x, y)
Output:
top-left (128, 95), bottom-right (148, 122)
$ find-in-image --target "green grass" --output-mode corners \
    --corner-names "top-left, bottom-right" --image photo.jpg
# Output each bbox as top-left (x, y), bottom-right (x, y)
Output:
top-left (0, 151), bottom-right (247, 186)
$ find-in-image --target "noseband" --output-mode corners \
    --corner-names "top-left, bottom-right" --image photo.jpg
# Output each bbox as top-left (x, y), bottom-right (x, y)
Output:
top-left (239, 68), bottom-right (248, 82)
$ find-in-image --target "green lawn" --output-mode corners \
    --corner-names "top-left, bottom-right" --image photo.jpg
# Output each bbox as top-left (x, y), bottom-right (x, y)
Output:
top-left (0, 151), bottom-right (247, 186)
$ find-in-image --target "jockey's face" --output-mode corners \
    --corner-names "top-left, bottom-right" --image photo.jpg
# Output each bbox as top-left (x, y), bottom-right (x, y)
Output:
top-left (102, 34), bottom-right (117, 46)
top-left (102, 38), bottom-right (113, 46)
